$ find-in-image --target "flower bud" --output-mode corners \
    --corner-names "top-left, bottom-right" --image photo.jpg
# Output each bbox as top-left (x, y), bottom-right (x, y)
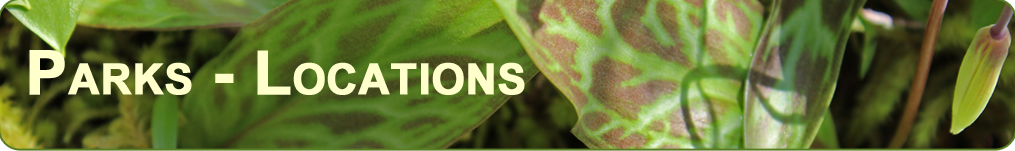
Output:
top-left (951, 25), bottom-right (1010, 134)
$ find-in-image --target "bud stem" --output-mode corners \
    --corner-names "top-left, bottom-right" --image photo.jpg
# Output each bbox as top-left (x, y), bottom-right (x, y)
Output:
top-left (991, 6), bottom-right (1012, 40)
top-left (889, 0), bottom-right (949, 148)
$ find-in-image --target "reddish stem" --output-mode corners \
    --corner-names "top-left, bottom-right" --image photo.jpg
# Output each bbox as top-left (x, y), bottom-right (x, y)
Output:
top-left (888, 0), bottom-right (948, 148)
top-left (992, 6), bottom-right (1013, 40)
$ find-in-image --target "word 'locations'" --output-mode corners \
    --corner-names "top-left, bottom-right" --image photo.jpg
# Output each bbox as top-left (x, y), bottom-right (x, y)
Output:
top-left (28, 50), bottom-right (525, 96)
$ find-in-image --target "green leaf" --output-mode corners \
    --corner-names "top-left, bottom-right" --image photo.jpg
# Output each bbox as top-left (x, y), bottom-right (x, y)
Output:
top-left (844, 45), bottom-right (916, 146)
top-left (857, 11), bottom-right (882, 79)
top-left (77, 0), bottom-right (288, 30)
top-left (891, 0), bottom-right (930, 21)
top-left (494, 0), bottom-right (763, 148)
top-left (152, 95), bottom-right (179, 149)
top-left (178, 0), bottom-right (536, 148)
top-left (859, 26), bottom-right (877, 79)
top-left (743, 0), bottom-right (865, 148)
top-left (911, 89), bottom-right (950, 148)
top-left (972, 0), bottom-right (1009, 30)
top-left (814, 111), bottom-right (838, 148)
top-left (6, 0), bottom-right (82, 55)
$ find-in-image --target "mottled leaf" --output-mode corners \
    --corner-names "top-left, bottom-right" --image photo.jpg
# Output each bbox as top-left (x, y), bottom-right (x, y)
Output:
top-left (179, 0), bottom-right (536, 149)
top-left (744, 0), bottom-right (865, 148)
top-left (495, 0), bottom-right (763, 148)
top-left (5, 0), bottom-right (82, 54)
top-left (77, 0), bottom-right (288, 30)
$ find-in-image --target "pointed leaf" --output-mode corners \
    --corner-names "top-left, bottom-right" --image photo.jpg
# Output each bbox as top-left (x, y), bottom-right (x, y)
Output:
top-left (6, 0), bottom-right (82, 54)
top-left (77, 0), bottom-right (288, 30)
top-left (179, 0), bottom-right (537, 148)
top-left (743, 0), bottom-right (865, 148)
top-left (495, 0), bottom-right (763, 148)
top-left (857, 9), bottom-right (890, 79)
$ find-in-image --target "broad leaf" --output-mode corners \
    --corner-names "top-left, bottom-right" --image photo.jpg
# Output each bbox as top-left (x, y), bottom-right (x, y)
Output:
top-left (494, 0), bottom-right (763, 148)
top-left (743, 0), bottom-right (865, 148)
top-left (5, 0), bottom-right (82, 54)
top-left (77, 0), bottom-right (288, 30)
top-left (179, 0), bottom-right (537, 148)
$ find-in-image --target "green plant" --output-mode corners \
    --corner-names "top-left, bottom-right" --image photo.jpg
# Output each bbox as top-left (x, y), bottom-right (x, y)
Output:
top-left (0, 84), bottom-right (39, 148)
top-left (0, 0), bottom-right (1013, 149)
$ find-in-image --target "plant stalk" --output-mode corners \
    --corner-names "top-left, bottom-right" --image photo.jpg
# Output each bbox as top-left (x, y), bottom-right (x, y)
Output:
top-left (888, 0), bottom-right (948, 148)
top-left (992, 6), bottom-right (1013, 40)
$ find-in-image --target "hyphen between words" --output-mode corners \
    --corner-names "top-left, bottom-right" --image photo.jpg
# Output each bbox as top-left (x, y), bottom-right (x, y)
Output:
top-left (28, 50), bottom-right (526, 96)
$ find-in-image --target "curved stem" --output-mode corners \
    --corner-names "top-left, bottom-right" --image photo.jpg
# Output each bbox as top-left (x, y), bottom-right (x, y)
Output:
top-left (888, 0), bottom-right (949, 148)
top-left (992, 6), bottom-right (1013, 39)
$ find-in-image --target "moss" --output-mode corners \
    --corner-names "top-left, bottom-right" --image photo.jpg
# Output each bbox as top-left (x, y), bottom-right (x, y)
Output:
top-left (0, 84), bottom-right (39, 149)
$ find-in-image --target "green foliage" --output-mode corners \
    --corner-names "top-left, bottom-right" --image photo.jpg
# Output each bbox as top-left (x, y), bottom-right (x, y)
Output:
top-left (77, 0), bottom-right (288, 30)
top-left (0, 85), bottom-right (40, 149)
top-left (4, 0), bottom-right (1015, 149)
top-left (743, 0), bottom-right (864, 148)
top-left (814, 112), bottom-right (839, 148)
top-left (495, 0), bottom-right (763, 148)
top-left (151, 95), bottom-right (178, 149)
top-left (82, 89), bottom-right (156, 149)
top-left (911, 87), bottom-right (950, 148)
top-left (177, 0), bottom-right (537, 148)
top-left (456, 84), bottom-right (582, 148)
top-left (857, 13), bottom-right (881, 79)
top-left (891, 0), bottom-right (930, 21)
top-left (4, 0), bottom-right (82, 54)
top-left (845, 43), bottom-right (917, 146)
top-left (937, 0), bottom-right (1008, 51)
